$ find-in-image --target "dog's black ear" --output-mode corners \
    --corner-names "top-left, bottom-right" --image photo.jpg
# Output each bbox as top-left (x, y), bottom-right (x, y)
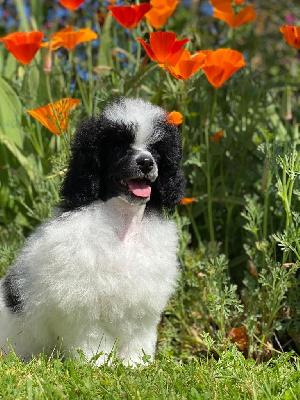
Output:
top-left (147, 122), bottom-right (186, 212)
top-left (60, 117), bottom-right (107, 210)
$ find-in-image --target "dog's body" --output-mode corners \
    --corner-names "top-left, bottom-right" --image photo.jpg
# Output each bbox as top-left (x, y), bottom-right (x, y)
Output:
top-left (0, 98), bottom-right (185, 365)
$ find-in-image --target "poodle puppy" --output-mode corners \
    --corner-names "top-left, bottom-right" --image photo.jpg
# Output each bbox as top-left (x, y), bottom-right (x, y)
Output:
top-left (0, 97), bottom-right (185, 365)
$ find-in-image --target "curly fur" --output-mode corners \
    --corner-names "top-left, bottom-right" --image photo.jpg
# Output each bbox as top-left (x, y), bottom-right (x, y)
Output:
top-left (0, 97), bottom-right (185, 365)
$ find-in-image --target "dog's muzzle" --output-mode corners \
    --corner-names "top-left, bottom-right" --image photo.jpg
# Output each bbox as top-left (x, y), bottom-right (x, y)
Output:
top-left (136, 154), bottom-right (154, 175)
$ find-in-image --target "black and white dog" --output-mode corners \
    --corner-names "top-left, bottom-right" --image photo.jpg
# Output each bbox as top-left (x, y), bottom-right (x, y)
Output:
top-left (0, 98), bottom-right (185, 365)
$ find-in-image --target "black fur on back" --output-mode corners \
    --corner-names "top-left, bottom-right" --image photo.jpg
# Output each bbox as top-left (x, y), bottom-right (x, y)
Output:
top-left (2, 273), bottom-right (23, 313)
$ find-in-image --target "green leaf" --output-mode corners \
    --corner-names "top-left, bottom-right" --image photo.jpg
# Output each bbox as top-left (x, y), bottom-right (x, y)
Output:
top-left (98, 13), bottom-right (113, 70)
top-left (124, 64), bottom-right (157, 97)
top-left (3, 54), bottom-right (18, 80)
top-left (15, 0), bottom-right (30, 31)
top-left (0, 77), bottom-right (23, 148)
top-left (0, 130), bottom-right (34, 181)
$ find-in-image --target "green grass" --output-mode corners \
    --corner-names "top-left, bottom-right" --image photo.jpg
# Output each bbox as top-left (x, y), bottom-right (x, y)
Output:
top-left (0, 349), bottom-right (299, 399)
top-left (0, 0), bottom-right (300, 397)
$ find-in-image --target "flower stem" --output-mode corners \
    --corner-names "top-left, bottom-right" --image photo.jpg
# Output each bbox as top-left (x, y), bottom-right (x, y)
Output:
top-left (86, 25), bottom-right (94, 116)
top-left (263, 135), bottom-right (272, 241)
top-left (134, 26), bottom-right (141, 73)
top-left (205, 87), bottom-right (218, 243)
top-left (187, 204), bottom-right (202, 245)
top-left (210, 87), bottom-right (218, 125)
top-left (181, 81), bottom-right (189, 149)
top-left (205, 124), bottom-right (215, 243)
top-left (66, 50), bottom-right (75, 98)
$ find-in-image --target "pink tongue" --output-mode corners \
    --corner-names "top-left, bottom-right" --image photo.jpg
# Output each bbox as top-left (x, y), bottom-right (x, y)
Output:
top-left (126, 180), bottom-right (151, 198)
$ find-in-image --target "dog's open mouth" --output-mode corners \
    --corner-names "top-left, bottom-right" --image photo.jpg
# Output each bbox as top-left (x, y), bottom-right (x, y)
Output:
top-left (119, 178), bottom-right (151, 198)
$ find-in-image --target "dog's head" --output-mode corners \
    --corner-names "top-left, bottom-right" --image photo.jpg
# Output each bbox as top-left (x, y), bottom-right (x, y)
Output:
top-left (61, 97), bottom-right (185, 212)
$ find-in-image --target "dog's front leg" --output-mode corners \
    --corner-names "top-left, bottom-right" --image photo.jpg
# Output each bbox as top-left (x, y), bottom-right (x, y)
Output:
top-left (116, 329), bottom-right (157, 366)
top-left (64, 333), bottom-right (118, 366)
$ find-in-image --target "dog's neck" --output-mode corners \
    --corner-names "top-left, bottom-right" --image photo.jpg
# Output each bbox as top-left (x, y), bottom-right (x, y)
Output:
top-left (105, 197), bottom-right (146, 243)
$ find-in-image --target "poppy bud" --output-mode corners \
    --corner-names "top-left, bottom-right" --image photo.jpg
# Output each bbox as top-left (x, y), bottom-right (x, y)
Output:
top-left (281, 85), bottom-right (292, 120)
top-left (43, 41), bottom-right (52, 73)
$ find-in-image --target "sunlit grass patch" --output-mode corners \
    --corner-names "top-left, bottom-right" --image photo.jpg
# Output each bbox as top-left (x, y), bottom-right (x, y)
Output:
top-left (0, 0), bottom-right (299, 378)
top-left (0, 349), bottom-right (299, 399)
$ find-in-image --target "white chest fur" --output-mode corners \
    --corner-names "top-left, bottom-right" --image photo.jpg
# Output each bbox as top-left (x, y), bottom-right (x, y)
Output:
top-left (12, 199), bottom-right (179, 349)
top-left (0, 198), bottom-right (179, 363)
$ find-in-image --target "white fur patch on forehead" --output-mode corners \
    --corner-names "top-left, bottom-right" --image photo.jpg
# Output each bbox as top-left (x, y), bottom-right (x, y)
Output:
top-left (103, 98), bottom-right (166, 145)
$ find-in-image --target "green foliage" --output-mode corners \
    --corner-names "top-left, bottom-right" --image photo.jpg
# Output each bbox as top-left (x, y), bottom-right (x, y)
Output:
top-left (163, 138), bottom-right (299, 361)
top-left (0, 0), bottom-right (299, 368)
top-left (0, 349), bottom-right (299, 399)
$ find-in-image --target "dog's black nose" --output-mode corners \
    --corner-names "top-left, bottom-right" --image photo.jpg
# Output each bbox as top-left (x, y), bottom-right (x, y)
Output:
top-left (136, 155), bottom-right (154, 174)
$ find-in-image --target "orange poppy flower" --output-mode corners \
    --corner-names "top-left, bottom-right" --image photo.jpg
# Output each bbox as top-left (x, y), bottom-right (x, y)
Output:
top-left (210, 130), bottom-right (224, 142)
top-left (165, 49), bottom-right (207, 80)
top-left (200, 49), bottom-right (245, 88)
top-left (59, 0), bottom-right (86, 10)
top-left (181, 197), bottom-right (195, 205)
top-left (168, 111), bottom-right (183, 125)
top-left (137, 32), bottom-right (189, 67)
top-left (145, 0), bottom-right (179, 29)
top-left (210, 0), bottom-right (257, 28)
top-left (228, 327), bottom-right (249, 351)
top-left (279, 25), bottom-right (300, 49)
top-left (108, 4), bottom-right (152, 30)
top-left (41, 26), bottom-right (98, 51)
top-left (0, 31), bottom-right (44, 65)
top-left (28, 98), bottom-right (80, 135)
top-left (232, 0), bottom-right (246, 4)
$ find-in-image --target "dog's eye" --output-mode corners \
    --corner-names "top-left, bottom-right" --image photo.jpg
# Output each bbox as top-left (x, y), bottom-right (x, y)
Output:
top-left (115, 145), bottom-right (126, 152)
top-left (150, 147), bottom-right (161, 161)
